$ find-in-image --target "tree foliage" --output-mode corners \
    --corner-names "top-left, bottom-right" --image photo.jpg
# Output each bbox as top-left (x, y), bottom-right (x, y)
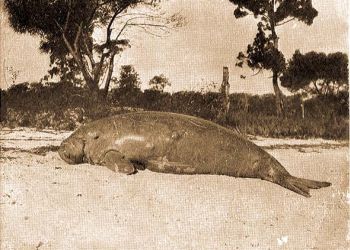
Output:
top-left (230, 0), bottom-right (318, 115)
top-left (117, 65), bottom-right (141, 90)
top-left (231, 0), bottom-right (317, 24)
top-left (237, 23), bottom-right (285, 73)
top-left (111, 65), bottom-right (142, 105)
top-left (4, 0), bottom-right (182, 97)
top-left (149, 74), bottom-right (171, 91)
top-left (281, 50), bottom-right (349, 96)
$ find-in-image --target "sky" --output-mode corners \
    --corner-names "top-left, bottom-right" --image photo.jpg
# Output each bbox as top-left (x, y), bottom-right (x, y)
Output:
top-left (1, 0), bottom-right (348, 94)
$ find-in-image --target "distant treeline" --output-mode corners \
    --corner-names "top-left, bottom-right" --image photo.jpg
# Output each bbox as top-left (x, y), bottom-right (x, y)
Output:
top-left (1, 81), bottom-right (348, 139)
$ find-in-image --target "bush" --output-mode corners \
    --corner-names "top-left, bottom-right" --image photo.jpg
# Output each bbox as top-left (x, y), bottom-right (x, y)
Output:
top-left (141, 89), bottom-right (172, 111)
top-left (1, 81), bottom-right (348, 139)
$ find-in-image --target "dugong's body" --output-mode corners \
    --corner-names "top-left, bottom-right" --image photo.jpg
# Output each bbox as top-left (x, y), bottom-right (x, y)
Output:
top-left (59, 111), bottom-right (331, 197)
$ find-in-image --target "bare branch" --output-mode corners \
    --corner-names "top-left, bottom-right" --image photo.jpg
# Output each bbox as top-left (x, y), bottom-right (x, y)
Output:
top-left (74, 22), bottom-right (83, 51)
top-left (114, 23), bottom-right (129, 41)
top-left (128, 23), bottom-right (172, 28)
top-left (55, 12), bottom-right (92, 79)
top-left (81, 54), bottom-right (92, 72)
top-left (113, 15), bottom-right (174, 40)
top-left (251, 68), bottom-right (263, 76)
top-left (126, 23), bottom-right (172, 37)
top-left (61, 33), bottom-right (79, 62)
top-left (276, 17), bottom-right (295, 26)
top-left (64, 1), bottom-right (71, 32)
top-left (113, 15), bottom-right (145, 40)
top-left (55, 17), bottom-right (94, 86)
top-left (130, 25), bottom-right (166, 37)
top-left (94, 5), bottom-right (129, 81)
top-left (82, 34), bottom-right (95, 67)
top-left (106, 5), bottom-right (129, 43)
top-left (113, 12), bottom-right (168, 21)
top-left (62, 33), bottom-right (93, 82)
top-left (54, 20), bottom-right (64, 32)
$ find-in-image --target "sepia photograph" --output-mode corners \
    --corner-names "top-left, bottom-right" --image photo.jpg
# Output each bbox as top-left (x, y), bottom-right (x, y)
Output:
top-left (0, 0), bottom-right (348, 249)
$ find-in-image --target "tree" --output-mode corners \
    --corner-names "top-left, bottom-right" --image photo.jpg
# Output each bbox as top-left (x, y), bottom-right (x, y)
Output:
top-left (117, 65), bottom-right (141, 91)
top-left (4, 0), bottom-right (182, 99)
top-left (149, 74), bottom-right (171, 91)
top-left (281, 50), bottom-right (349, 96)
top-left (111, 65), bottom-right (142, 106)
top-left (230, 0), bottom-right (318, 115)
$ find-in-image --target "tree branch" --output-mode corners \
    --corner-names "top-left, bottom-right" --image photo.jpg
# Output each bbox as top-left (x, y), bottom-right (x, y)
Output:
top-left (129, 24), bottom-right (166, 37)
top-left (112, 12), bottom-right (168, 21)
top-left (64, 1), bottom-right (71, 31)
top-left (54, 4), bottom-right (83, 69)
top-left (94, 5), bottom-right (129, 81)
top-left (103, 51), bottom-right (117, 98)
top-left (87, 0), bottom-right (111, 25)
top-left (54, 18), bottom-right (94, 88)
top-left (276, 17), bottom-right (295, 26)
top-left (74, 22), bottom-right (83, 51)
top-left (113, 15), bottom-right (173, 41)
top-left (128, 23), bottom-right (172, 28)
top-left (106, 5), bottom-right (129, 43)
top-left (55, 20), bottom-right (81, 64)
top-left (251, 68), bottom-right (263, 76)
top-left (81, 34), bottom-right (95, 68)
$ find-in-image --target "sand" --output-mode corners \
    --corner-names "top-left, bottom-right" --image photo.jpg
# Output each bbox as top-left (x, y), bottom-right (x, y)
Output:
top-left (0, 127), bottom-right (348, 249)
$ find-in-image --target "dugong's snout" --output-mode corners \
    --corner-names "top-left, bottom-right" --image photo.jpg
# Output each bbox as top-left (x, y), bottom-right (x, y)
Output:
top-left (58, 138), bottom-right (85, 164)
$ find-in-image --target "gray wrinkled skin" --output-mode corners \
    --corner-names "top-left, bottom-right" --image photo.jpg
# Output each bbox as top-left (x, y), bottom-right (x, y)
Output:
top-left (59, 112), bottom-right (331, 197)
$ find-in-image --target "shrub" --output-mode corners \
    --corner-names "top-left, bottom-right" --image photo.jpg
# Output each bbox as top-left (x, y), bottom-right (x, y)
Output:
top-left (1, 81), bottom-right (348, 139)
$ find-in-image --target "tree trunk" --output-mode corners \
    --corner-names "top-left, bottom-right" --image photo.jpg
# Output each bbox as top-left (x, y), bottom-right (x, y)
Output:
top-left (84, 78), bottom-right (99, 104)
top-left (218, 66), bottom-right (230, 122)
top-left (102, 53), bottom-right (117, 100)
top-left (86, 79), bottom-right (99, 93)
top-left (221, 66), bottom-right (230, 115)
top-left (270, 2), bottom-right (284, 116)
top-left (272, 71), bottom-right (284, 116)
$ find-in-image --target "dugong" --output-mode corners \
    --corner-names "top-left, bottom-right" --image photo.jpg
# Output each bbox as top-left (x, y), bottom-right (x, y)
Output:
top-left (58, 112), bottom-right (331, 197)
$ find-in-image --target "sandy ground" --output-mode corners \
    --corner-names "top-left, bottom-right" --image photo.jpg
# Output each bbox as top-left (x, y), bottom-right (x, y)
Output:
top-left (0, 127), bottom-right (349, 250)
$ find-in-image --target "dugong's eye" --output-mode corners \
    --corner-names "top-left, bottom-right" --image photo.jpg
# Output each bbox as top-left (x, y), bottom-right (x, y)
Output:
top-left (171, 131), bottom-right (181, 140)
top-left (87, 132), bottom-right (100, 140)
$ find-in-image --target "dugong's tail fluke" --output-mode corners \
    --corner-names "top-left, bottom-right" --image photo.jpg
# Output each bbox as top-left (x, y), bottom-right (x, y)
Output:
top-left (282, 176), bottom-right (331, 197)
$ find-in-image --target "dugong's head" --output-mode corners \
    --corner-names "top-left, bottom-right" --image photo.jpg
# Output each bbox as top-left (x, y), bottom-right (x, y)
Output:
top-left (58, 137), bottom-right (85, 164)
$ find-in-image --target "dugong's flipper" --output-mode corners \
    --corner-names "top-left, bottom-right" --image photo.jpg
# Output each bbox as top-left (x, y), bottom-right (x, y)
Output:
top-left (281, 176), bottom-right (331, 197)
top-left (147, 157), bottom-right (196, 174)
top-left (99, 150), bottom-right (136, 175)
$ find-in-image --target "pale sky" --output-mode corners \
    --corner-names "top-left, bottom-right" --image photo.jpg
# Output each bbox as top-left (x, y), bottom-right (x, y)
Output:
top-left (1, 0), bottom-right (348, 94)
